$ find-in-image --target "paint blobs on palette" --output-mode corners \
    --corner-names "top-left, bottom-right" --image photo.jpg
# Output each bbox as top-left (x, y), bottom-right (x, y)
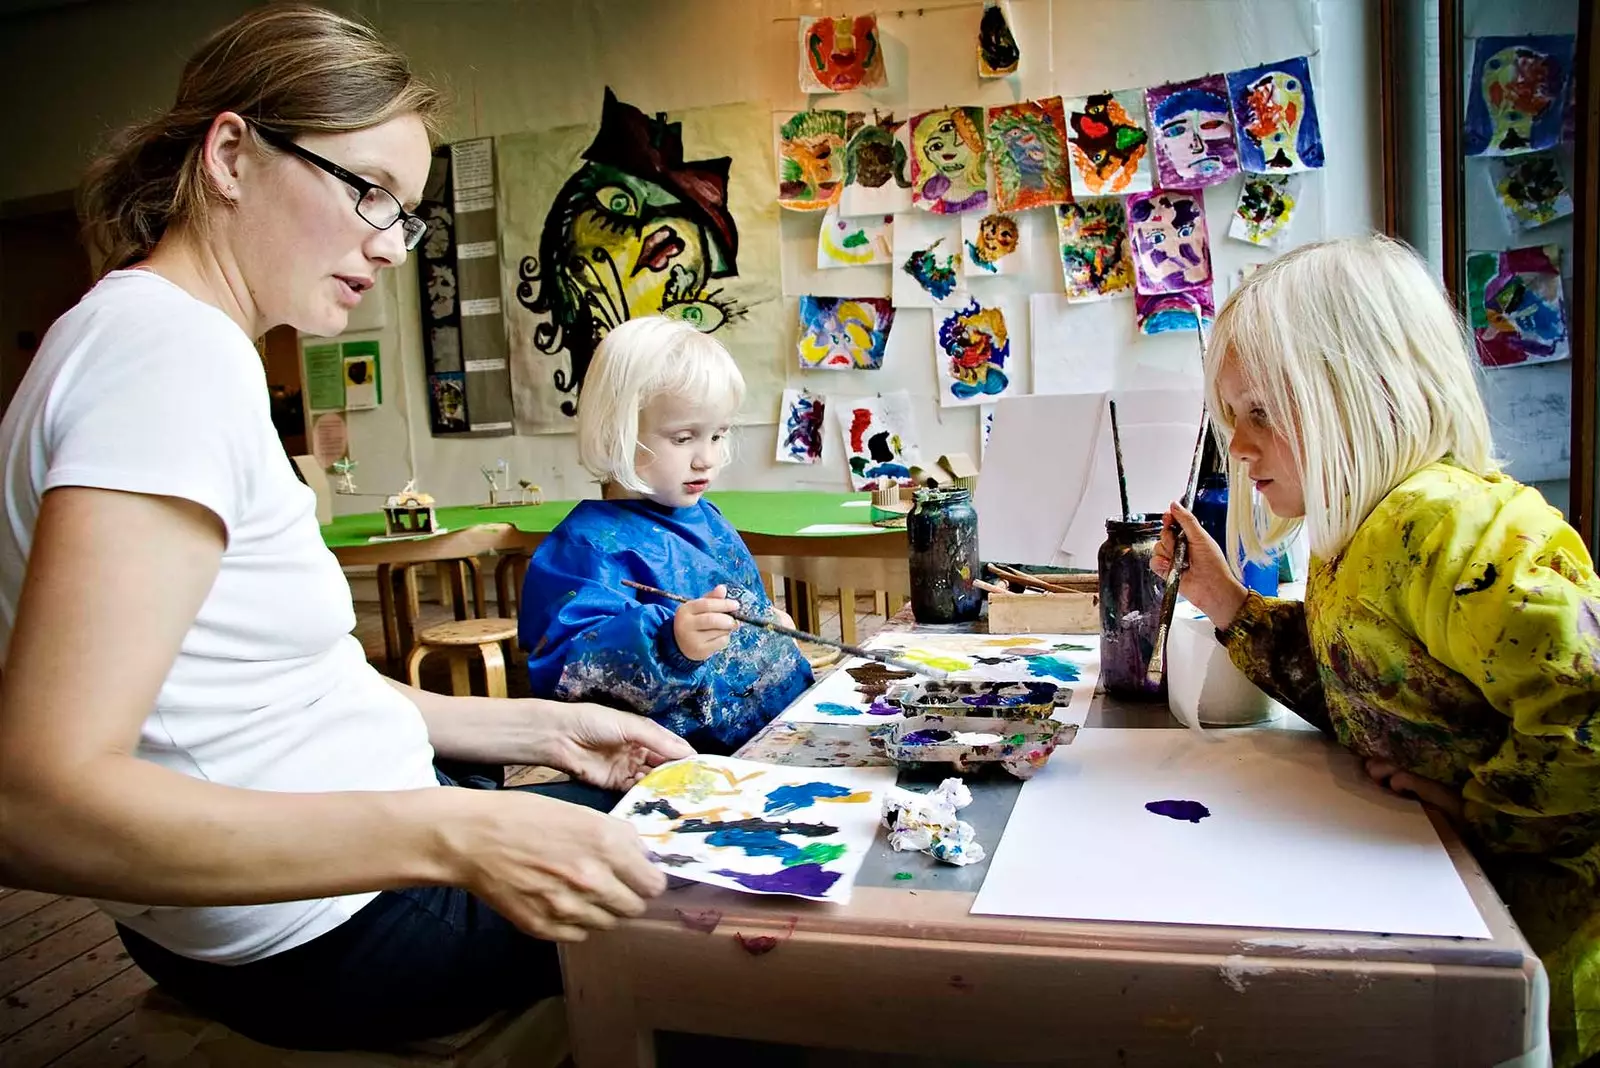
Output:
top-left (901, 729), bottom-right (954, 746)
top-left (1145, 799), bottom-right (1212, 824)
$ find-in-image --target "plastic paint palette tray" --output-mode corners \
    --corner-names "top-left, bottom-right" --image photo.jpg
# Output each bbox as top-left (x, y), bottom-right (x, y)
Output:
top-left (888, 679), bottom-right (1065, 719)
top-left (871, 714), bottom-right (1079, 779)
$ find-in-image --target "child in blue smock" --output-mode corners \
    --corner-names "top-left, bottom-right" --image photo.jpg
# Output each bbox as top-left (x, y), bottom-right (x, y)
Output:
top-left (518, 317), bottom-right (813, 754)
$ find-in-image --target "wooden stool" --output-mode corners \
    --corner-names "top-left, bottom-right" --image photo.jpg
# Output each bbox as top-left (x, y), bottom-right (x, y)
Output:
top-left (405, 618), bottom-right (519, 698)
top-left (134, 987), bottom-right (568, 1067)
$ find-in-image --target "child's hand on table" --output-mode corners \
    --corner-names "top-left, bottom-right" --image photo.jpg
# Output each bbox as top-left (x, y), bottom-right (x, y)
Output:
top-left (672, 584), bottom-right (741, 661)
top-left (1364, 758), bottom-right (1465, 823)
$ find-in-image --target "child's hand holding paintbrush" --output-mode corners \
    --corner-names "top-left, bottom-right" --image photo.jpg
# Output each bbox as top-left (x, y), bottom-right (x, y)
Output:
top-left (1150, 503), bottom-right (1249, 631)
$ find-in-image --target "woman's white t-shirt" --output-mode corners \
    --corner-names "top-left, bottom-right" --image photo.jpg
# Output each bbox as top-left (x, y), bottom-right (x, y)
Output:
top-left (0, 270), bottom-right (439, 964)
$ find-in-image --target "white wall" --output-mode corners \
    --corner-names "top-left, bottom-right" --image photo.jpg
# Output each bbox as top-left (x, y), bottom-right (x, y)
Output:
top-left (0, 0), bottom-right (1382, 511)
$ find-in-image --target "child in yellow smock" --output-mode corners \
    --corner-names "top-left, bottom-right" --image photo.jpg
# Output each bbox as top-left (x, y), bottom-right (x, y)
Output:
top-left (1155, 235), bottom-right (1600, 1067)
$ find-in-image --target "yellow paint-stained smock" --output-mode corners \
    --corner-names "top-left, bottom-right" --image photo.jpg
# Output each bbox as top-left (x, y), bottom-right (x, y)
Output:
top-left (1218, 461), bottom-right (1600, 1067)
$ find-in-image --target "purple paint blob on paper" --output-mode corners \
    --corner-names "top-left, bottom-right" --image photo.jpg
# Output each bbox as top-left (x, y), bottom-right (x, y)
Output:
top-left (866, 699), bottom-right (901, 716)
top-left (712, 862), bottom-right (841, 898)
top-left (1145, 799), bottom-right (1211, 823)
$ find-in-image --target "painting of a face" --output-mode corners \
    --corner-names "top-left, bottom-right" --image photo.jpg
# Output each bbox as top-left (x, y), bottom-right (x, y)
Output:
top-left (977, 215), bottom-right (1018, 262)
top-left (1463, 35), bottom-right (1573, 157)
top-left (1066, 92), bottom-right (1152, 196)
top-left (802, 16), bottom-right (884, 92)
top-left (935, 299), bottom-right (1011, 404)
top-left (1482, 47), bottom-right (1553, 153)
top-left (1128, 191), bottom-right (1211, 294)
top-left (924, 116), bottom-right (974, 176)
top-left (797, 296), bottom-right (895, 370)
top-left (1147, 77), bottom-right (1237, 187)
top-left (911, 108), bottom-right (988, 214)
top-left (1244, 73), bottom-right (1305, 169)
top-left (986, 98), bottom-right (1070, 212)
top-left (779, 110), bottom-right (852, 210)
top-left (1226, 57), bottom-right (1325, 173)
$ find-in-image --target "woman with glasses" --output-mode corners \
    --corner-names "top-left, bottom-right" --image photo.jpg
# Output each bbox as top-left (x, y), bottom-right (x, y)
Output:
top-left (0, 3), bottom-right (692, 1051)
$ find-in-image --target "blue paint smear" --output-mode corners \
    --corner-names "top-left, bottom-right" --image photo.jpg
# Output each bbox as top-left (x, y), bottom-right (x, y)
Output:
top-left (764, 782), bottom-right (855, 815)
top-left (1024, 655), bottom-right (1081, 681)
top-left (705, 827), bottom-right (794, 858)
top-left (1145, 799), bottom-right (1211, 823)
top-left (712, 862), bottom-right (841, 898)
top-left (815, 702), bottom-right (863, 716)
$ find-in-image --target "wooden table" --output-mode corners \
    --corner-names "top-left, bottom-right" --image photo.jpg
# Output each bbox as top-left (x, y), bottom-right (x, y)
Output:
top-left (559, 639), bottom-right (1545, 1066)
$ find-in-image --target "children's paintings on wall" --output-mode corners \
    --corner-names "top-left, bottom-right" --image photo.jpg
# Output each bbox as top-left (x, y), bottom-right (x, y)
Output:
top-left (1227, 56), bottom-right (1325, 173)
top-left (978, 0), bottom-right (1020, 78)
top-left (817, 205), bottom-right (894, 268)
top-left (892, 212), bottom-right (966, 308)
top-left (1229, 174), bottom-right (1301, 249)
top-left (1487, 153), bottom-right (1574, 232)
top-left (1145, 75), bottom-right (1239, 188)
top-left (909, 107), bottom-right (990, 214)
top-left (779, 110), bottom-right (854, 211)
top-left (1467, 245), bottom-right (1570, 369)
top-left (840, 113), bottom-right (912, 215)
top-left (962, 212), bottom-right (1022, 277)
top-left (835, 390), bottom-right (923, 490)
top-left (776, 388), bottom-right (827, 464)
top-left (1135, 288), bottom-right (1215, 337)
top-left (933, 298), bottom-right (1016, 407)
top-left (1127, 190), bottom-right (1213, 295)
top-left (986, 98), bottom-right (1072, 213)
top-left (796, 296), bottom-right (896, 370)
top-left (1463, 35), bottom-right (1575, 157)
top-left (799, 15), bottom-right (886, 94)
top-left (1056, 199), bottom-right (1135, 302)
top-left (1066, 92), bottom-right (1152, 197)
top-left (613, 755), bottom-right (896, 903)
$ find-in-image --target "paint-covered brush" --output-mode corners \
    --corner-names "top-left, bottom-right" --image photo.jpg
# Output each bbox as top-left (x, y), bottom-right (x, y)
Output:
top-left (620, 580), bottom-right (948, 680)
top-left (1109, 398), bottom-right (1131, 521)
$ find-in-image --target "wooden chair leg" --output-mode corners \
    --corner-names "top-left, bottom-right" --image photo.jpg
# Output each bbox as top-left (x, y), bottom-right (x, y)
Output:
top-left (480, 641), bottom-right (508, 698)
top-left (405, 644), bottom-right (431, 687)
top-left (434, 561), bottom-right (455, 611)
top-left (378, 564), bottom-right (400, 674)
top-left (447, 561), bottom-right (470, 622)
top-left (395, 565), bottom-right (420, 665)
top-left (448, 651), bottom-right (472, 696)
top-left (874, 590), bottom-right (889, 617)
top-left (403, 564), bottom-right (422, 625)
top-left (804, 582), bottom-right (820, 634)
top-left (839, 586), bottom-right (858, 645)
top-left (465, 557), bottom-right (486, 618)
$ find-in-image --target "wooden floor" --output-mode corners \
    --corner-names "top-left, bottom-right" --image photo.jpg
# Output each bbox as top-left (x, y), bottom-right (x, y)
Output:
top-left (0, 590), bottom-right (884, 1066)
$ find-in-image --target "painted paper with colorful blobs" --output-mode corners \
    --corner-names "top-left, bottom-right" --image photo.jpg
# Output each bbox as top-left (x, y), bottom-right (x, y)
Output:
top-left (1127, 190), bottom-right (1213, 295)
top-left (783, 632), bottom-right (1098, 725)
top-left (1135, 287), bottom-right (1215, 337)
top-left (891, 211), bottom-right (967, 308)
top-left (1467, 245), bottom-right (1570, 369)
top-left (1145, 74), bottom-right (1239, 188)
top-left (1487, 153), bottom-right (1574, 232)
top-left (1463, 35), bottom-right (1574, 157)
top-left (839, 113), bottom-right (913, 215)
top-left (798, 15), bottom-right (887, 94)
top-left (962, 212), bottom-right (1022, 277)
top-left (978, 0), bottom-right (1020, 78)
top-left (817, 204), bottom-right (894, 268)
top-left (612, 755), bottom-right (896, 903)
top-left (1065, 91), bottom-right (1153, 197)
top-left (1226, 56), bottom-right (1325, 173)
top-left (834, 389), bottom-right (923, 491)
top-left (779, 110), bottom-right (856, 211)
top-left (776, 388), bottom-right (827, 465)
top-left (796, 296), bottom-right (895, 370)
top-left (1229, 174), bottom-right (1301, 249)
top-left (909, 107), bottom-right (990, 214)
top-left (933, 299), bottom-right (1015, 407)
top-left (1056, 198), bottom-right (1135, 302)
top-left (986, 97), bottom-right (1072, 213)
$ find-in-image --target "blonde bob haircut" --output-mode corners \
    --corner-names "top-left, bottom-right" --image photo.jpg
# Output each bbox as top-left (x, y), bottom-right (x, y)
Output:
top-left (577, 316), bottom-right (746, 494)
top-left (1206, 234), bottom-right (1497, 566)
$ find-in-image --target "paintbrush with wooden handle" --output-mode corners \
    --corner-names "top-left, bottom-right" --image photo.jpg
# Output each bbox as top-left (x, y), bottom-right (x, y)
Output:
top-left (620, 579), bottom-right (948, 680)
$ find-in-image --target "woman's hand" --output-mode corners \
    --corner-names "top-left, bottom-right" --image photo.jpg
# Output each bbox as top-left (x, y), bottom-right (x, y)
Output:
top-left (1365, 758), bottom-right (1465, 823)
top-left (544, 703), bottom-right (695, 791)
top-left (1152, 501), bottom-right (1249, 629)
top-left (672, 584), bottom-right (740, 661)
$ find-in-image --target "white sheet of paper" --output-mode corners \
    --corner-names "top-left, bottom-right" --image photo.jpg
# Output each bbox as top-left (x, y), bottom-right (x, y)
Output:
top-left (841, 499), bottom-right (872, 508)
top-left (973, 729), bottom-right (1491, 939)
top-left (1030, 294), bottom-right (1122, 395)
top-left (796, 523), bottom-right (883, 534)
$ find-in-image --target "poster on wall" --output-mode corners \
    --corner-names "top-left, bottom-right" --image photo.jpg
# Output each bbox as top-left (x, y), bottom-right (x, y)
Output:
top-left (799, 15), bottom-right (886, 93)
top-left (497, 89), bottom-right (782, 435)
top-left (414, 146), bottom-right (471, 435)
top-left (1226, 56), bottom-right (1325, 173)
top-left (1462, 35), bottom-right (1574, 157)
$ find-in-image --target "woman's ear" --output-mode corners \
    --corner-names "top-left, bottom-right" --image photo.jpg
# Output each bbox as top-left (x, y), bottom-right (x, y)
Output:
top-left (200, 111), bottom-right (251, 202)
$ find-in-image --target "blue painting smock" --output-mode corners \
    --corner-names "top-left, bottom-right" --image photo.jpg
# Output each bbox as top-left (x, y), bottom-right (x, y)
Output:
top-left (518, 498), bottom-right (813, 754)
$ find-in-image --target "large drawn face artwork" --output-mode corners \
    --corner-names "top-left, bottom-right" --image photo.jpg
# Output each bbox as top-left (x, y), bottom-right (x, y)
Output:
top-left (1146, 76), bottom-right (1238, 187)
top-left (779, 110), bottom-right (852, 210)
top-left (800, 15), bottom-right (885, 92)
top-left (514, 90), bottom-right (741, 418)
top-left (1226, 57), bottom-right (1325, 173)
top-left (910, 107), bottom-right (989, 214)
top-left (1463, 36), bottom-right (1574, 157)
top-left (1127, 190), bottom-right (1212, 294)
top-left (986, 98), bottom-right (1070, 212)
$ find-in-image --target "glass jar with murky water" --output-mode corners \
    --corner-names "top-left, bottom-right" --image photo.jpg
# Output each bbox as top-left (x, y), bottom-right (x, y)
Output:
top-left (1098, 514), bottom-right (1167, 700)
top-left (907, 487), bottom-right (981, 624)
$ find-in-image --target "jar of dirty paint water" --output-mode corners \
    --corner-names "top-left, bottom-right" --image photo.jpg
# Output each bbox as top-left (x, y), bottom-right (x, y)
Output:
top-left (1098, 514), bottom-right (1167, 701)
top-left (907, 487), bottom-right (982, 625)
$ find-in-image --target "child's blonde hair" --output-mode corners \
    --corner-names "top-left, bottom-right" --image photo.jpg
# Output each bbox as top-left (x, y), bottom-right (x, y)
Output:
top-left (1207, 234), bottom-right (1498, 564)
top-left (577, 317), bottom-right (745, 494)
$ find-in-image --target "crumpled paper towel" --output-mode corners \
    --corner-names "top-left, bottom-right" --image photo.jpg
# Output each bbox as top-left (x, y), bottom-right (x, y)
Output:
top-left (881, 777), bottom-right (985, 866)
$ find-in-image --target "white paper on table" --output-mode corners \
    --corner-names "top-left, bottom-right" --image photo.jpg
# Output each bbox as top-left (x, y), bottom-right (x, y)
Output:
top-left (611, 755), bottom-right (897, 904)
top-left (841, 499), bottom-right (872, 508)
top-left (1029, 294), bottom-right (1123, 395)
top-left (797, 523), bottom-right (882, 534)
top-left (972, 729), bottom-right (1491, 939)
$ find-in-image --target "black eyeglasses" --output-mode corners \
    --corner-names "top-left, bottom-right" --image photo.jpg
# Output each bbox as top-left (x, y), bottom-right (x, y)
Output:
top-left (252, 124), bottom-right (426, 250)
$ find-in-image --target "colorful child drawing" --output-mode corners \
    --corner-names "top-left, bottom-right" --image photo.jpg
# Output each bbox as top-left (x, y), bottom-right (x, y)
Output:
top-left (776, 389), bottom-right (826, 464)
top-left (840, 113), bottom-right (911, 215)
top-left (902, 237), bottom-right (961, 300)
top-left (910, 107), bottom-right (989, 214)
top-left (1488, 153), bottom-right (1574, 232)
top-left (1066, 92), bottom-right (1152, 197)
top-left (1226, 56), bottom-right (1325, 172)
top-left (978, 0), bottom-right (1020, 78)
top-left (839, 392), bottom-right (921, 490)
top-left (935, 299), bottom-right (1011, 405)
top-left (779, 109), bottom-right (854, 211)
top-left (965, 213), bottom-right (1020, 274)
top-left (1145, 75), bottom-right (1238, 188)
top-left (1467, 245), bottom-right (1570, 368)
top-left (799, 15), bottom-right (886, 93)
top-left (796, 296), bottom-right (895, 370)
top-left (1056, 198), bottom-right (1135, 301)
top-left (1463, 35), bottom-right (1574, 156)
top-left (1135, 288), bottom-right (1215, 337)
top-left (1229, 174), bottom-right (1300, 249)
top-left (1127, 190), bottom-right (1212, 295)
top-left (986, 97), bottom-right (1071, 212)
top-left (817, 207), bottom-right (893, 268)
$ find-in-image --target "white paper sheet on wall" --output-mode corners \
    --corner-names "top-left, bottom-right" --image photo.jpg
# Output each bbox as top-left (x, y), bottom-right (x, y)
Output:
top-left (972, 729), bottom-right (1490, 939)
top-left (1029, 294), bottom-right (1120, 395)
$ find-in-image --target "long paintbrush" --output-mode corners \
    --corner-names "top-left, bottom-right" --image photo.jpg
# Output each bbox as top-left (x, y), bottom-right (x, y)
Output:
top-left (620, 580), bottom-right (948, 680)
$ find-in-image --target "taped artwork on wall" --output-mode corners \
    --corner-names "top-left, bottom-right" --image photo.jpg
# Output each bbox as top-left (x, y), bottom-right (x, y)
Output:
top-left (779, 109), bottom-right (856, 211)
top-left (1066, 92), bottom-right (1152, 197)
top-left (839, 113), bottom-right (912, 215)
top-left (1463, 35), bottom-right (1574, 157)
top-left (962, 212), bottom-right (1021, 276)
top-left (1226, 56), bottom-right (1325, 173)
top-left (835, 390), bottom-right (923, 490)
top-left (776, 388), bottom-right (827, 464)
top-left (799, 15), bottom-right (887, 94)
top-left (430, 372), bottom-right (468, 432)
top-left (1467, 245), bottom-right (1570, 369)
top-left (933, 298), bottom-right (1016, 407)
top-left (892, 211), bottom-right (966, 308)
top-left (1127, 190), bottom-right (1212, 295)
top-left (1056, 198), bottom-right (1135, 302)
top-left (986, 97), bottom-right (1071, 212)
top-left (1229, 174), bottom-right (1301, 249)
top-left (817, 205), bottom-right (894, 268)
top-left (1145, 75), bottom-right (1238, 188)
top-left (499, 89), bottom-right (782, 434)
top-left (1135, 287), bottom-right (1215, 337)
top-left (796, 296), bottom-right (896, 370)
top-left (1487, 153), bottom-right (1574, 232)
top-left (909, 107), bottom-right (990, 214)
top-left (978, 0), bottom-right (1020, 78)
